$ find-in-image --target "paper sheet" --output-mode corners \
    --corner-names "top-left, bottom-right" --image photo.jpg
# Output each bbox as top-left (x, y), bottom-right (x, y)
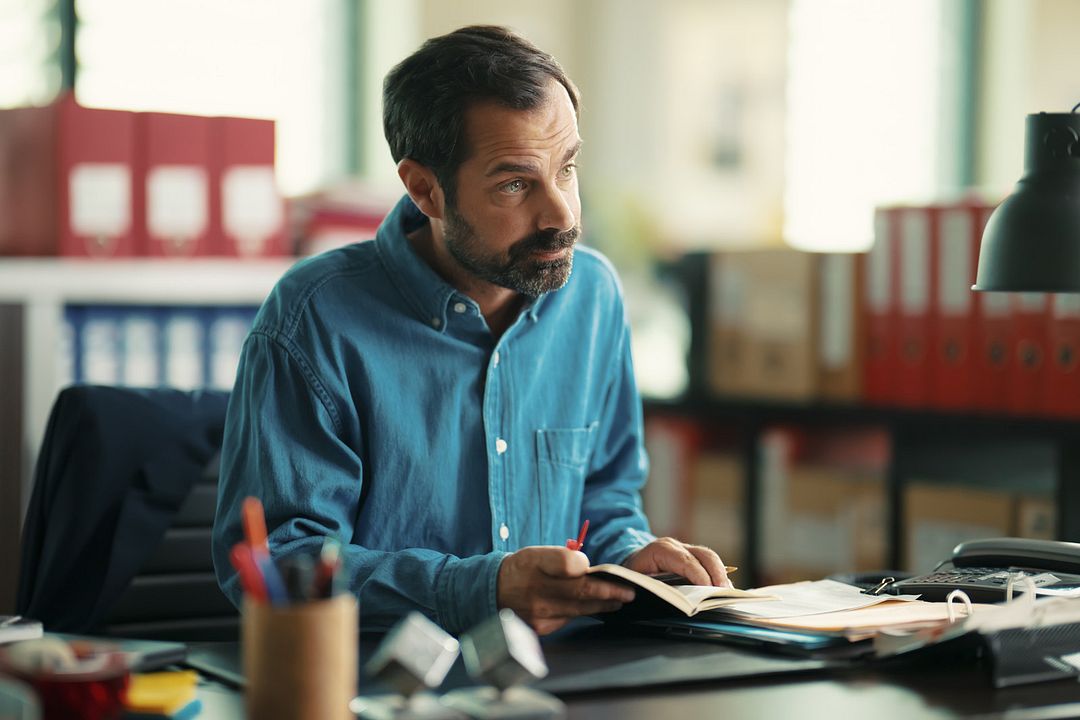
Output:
top-left (720, 579), bottom-right (920, 619)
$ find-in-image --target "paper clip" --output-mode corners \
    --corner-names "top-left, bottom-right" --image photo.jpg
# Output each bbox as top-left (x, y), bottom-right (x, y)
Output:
top-left (945, 589), bottom-right (973, 622)
top-left (861, 576), bottom-right (895, 596)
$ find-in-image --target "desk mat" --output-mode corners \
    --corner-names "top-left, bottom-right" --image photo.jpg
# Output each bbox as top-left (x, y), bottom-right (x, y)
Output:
top-left (185, 621), bottom-right (831, 697)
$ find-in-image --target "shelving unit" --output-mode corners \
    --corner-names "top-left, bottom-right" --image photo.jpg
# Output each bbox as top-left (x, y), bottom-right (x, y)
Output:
top-left (645, 396), bottom-right (1080, 587)
top-left (0, 258), bottom-right (294, 612)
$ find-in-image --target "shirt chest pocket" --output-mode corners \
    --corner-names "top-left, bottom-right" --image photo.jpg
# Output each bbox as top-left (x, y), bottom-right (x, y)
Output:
top-left (534, 423), bottom-right (598, 543)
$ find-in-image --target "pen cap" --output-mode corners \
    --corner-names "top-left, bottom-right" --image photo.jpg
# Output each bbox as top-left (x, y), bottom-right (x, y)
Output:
top-left (364, 612), bottom-right (460, 696)
top-left (460, 609), bottom-right (548, 690)
top-left (243, 593), bottom-right (357, 720)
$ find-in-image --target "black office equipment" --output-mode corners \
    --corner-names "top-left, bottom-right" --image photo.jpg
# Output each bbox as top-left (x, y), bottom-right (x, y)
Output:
top-left (888, 538), bottom-right (1080, 602)
top-left (16, 385), bottom-right (237, 641)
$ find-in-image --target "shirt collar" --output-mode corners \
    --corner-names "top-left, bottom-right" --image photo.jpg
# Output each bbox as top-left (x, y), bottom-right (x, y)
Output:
top-left (375, 195), bottom-right (548, 329)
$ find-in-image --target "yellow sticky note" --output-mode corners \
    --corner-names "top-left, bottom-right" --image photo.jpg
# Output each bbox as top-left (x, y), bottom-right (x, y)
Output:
top-left (124, 670), bottom-right (198, 714)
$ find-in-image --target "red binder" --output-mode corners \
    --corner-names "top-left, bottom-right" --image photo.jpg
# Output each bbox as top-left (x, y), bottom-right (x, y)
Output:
top-left (894, 207), bottom-right (934, 408)
top-left (860, 209), bottom-right (897, 405)
top-left (1006, 293), bottom-right (1050, 416)
top-left (929, 204), bottom-right (980, 411)
top-left (972, 206), bottom-right (1009, 413)
top-left (1044, 294), bottom-right (1080, 418)
top-left (210, 116), bottom-right (287, 257)
top-left (134, 112), bottom-right (214, 257)
top-left (0, 93), bottom-right (135, 257)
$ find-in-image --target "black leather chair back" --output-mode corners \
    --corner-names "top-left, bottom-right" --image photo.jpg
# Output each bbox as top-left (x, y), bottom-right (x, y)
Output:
top-left (16, 385), bottom-right (238, 641)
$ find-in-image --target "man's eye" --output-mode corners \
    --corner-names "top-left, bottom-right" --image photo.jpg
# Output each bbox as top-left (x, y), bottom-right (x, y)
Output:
top-left (501, 179), bottom-right (526, 193)
top-left (559, 164), bottom-right (577, 178)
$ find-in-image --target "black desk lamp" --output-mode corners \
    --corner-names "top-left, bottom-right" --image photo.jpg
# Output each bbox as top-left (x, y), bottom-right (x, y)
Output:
top-left (973, 103), bottom-right (1080, 292)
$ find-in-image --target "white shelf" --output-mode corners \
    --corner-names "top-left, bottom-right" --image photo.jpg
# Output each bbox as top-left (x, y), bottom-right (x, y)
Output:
top-left (0, 258), bottom-right (296, 304)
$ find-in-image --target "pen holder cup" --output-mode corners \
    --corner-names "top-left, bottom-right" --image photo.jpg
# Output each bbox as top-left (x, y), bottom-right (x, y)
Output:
top-left (243, 593), bottom-right (358, 720)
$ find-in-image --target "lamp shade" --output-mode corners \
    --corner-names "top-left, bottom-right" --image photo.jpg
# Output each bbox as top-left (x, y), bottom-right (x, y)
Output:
top-left (973, 112), bottom-right (1080, 292)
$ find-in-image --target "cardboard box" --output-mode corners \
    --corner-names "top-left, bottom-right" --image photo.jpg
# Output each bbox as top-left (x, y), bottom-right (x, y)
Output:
top-left (688, 451), bottom-right (744, 569)
top-left (1015, 494), bottom-right (1055, 540)
top-left (904, 482), bottom-right (1014, 574)
top-left (766, 464), bottom-right (885, 583)
top-left (707, 249), bottom-right (819, 400)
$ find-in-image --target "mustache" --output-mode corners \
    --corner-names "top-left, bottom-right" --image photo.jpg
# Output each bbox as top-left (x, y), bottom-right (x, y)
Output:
top-left (512, 226), bottom-right (581, 257)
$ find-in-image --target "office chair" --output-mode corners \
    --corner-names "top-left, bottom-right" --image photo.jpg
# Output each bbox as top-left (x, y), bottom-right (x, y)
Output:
top-left (16, 385), bottom-right (239, 641)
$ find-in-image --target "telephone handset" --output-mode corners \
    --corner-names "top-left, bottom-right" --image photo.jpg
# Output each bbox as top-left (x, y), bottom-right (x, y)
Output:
top-left (888, 537), bottom-right (1080, 603)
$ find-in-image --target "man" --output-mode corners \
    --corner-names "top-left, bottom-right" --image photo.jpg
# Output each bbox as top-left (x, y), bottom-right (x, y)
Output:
top-left (213, 25), bottom-right (729, 636)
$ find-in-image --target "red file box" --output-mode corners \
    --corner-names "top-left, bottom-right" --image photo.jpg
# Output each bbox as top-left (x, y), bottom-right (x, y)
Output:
top-left (210, 116), bottom-right (287, 257)
top-left (0, 92), bottom-right (136, 257)
top-left (134, 112), bottom-right (214, 257)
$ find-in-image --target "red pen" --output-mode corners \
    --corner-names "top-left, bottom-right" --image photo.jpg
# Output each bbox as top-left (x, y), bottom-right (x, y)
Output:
top-left (230, 543), bottom-right (268, 602)
top-left (566, 519), bottom-right (589, 551)
top-left (242, 496), bottom-right (269, 553)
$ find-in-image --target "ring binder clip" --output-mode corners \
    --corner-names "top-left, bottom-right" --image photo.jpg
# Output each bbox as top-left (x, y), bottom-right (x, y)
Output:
top-left (1005, 574), bottom-right (1038, 608)
top-left (861, 577), bottom-right (895, 596)
top-left (945, 589), bottom-right (973, 623)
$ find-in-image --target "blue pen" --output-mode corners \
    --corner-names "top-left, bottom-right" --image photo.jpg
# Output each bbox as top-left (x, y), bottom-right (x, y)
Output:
top-left (256, 553), bottom-right (289, 605)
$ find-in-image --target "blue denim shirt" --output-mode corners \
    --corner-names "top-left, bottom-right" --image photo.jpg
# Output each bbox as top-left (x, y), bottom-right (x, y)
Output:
top-left (213, 195), bottom-right (655, 633)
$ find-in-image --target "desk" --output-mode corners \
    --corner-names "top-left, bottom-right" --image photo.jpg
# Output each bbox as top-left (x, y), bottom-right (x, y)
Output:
top-left (185, 623), bottom-right (1080, 719)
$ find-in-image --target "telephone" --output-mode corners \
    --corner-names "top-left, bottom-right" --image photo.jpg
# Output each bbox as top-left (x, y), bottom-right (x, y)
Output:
top-left (888, 537), bottom-right (1080, 603)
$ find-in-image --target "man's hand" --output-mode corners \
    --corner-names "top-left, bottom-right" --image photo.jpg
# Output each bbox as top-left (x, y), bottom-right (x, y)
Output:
top-left (624, 537), bottom-right (732, 588)
top-left (497, 546), bottom-right (636, 635)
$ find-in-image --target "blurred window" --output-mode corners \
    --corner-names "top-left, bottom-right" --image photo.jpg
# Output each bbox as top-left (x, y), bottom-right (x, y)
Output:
top-left (784, 0), bottom-right (961, 252)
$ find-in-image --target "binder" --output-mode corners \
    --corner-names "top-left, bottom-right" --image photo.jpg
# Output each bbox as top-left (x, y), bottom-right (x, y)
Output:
top-left (974, 207), bottom-right (1012, 413)
top-left (0, 93), bottom-right (136, 257)
top-left (929, 205), bottom-right (980, 411)
top-left (120, 308), bottom-right (162, 388)
top-left (1006, 293), bottom-right (1050, 416)
top-left (207, 306), bottom-right (256, 390)
top-left (134, 112), bottom-right (213, 257)
top-left (1044, 294), bottom-right (1080, 418)
top-left (80, 306), bottom-right (123, 385)
top-left (894, 207), bottom-right (933, 407)
top-left (860, 209), bottom-right (896, 405)
top-left (161, 309), bottom-right (207, 390)
top-left (210, 116), bottom-right (286, 257)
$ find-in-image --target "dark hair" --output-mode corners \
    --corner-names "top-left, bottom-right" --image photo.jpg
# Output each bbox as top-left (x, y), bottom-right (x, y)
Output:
top-left (383, 25), bottom-right (579, 203)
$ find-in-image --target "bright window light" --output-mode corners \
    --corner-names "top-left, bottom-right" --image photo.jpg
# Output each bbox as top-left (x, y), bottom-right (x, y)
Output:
top-left (74, 0), bottom-right (346, 196)
top-left (784, 0), bottom-right (946, 252)
top-left (0, 0), bottom-right (60, 107)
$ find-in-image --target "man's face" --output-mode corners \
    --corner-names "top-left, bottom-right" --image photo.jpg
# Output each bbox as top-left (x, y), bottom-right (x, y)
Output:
top-left (441, 80), bottom-right (582, 298)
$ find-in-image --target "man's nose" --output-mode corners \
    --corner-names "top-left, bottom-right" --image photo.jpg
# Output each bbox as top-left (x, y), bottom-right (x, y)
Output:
top-left (537, 184), bottom-right (577, 233)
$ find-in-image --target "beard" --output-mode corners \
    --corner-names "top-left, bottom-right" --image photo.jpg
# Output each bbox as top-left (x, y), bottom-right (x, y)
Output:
top-left (442, 203), bottom-right (581, 298)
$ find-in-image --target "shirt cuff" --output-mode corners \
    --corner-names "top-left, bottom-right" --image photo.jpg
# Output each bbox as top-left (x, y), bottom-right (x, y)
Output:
top-left (434, 551), bottom-right (510, 634)
top-left (607, 527), bottom-right (657, 566)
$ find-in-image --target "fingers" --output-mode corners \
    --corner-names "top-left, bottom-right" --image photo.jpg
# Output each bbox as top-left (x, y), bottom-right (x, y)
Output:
top-left (625, 537), bottom-right (730, 587)
top-left (536, 546), bottom-right (590, 578)
top-left (687, 545), bottom-right (732, 587)
top-left (497, 547), bottom-right (635, 635)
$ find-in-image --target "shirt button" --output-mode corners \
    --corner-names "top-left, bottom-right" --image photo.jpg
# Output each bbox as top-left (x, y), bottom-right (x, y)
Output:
top-left (499, 523), bottom-right (510, 541)
top-left (453, 302), bottom-right (467, 314)
top-left (431, 317), bottom-right (441, 328)
top-left (495, 438), bottom-right (508, 454)
top-left (493, 351), bottom-right (500, 367)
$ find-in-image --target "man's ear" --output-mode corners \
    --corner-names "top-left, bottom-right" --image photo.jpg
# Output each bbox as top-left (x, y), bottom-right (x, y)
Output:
top-left (397, 159), bottom-right (445, 220)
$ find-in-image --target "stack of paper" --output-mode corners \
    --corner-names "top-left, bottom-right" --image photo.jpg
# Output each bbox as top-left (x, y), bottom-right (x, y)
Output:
top-left (701, 579), bottom-right (1001, 644)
